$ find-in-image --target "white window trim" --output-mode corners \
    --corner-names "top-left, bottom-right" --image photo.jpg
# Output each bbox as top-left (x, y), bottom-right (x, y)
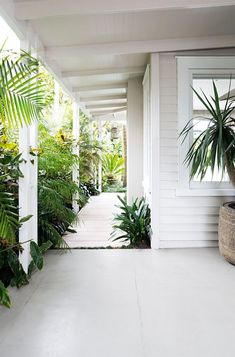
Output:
top-left (177, 56), bottom-right (235, 197)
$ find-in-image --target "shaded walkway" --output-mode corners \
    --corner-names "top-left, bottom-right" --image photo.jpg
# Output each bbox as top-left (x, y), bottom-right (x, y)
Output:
top-left (1, 248), bottom-right (235, 357)
top-left (65, 193), bottom-right (124, 248)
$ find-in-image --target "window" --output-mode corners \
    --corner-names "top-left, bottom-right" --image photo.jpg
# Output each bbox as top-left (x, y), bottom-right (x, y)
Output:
top-left (177, 57), bottom-right (235, 196)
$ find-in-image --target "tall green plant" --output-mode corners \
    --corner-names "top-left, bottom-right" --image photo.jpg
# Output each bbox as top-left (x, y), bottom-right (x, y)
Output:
top-left (38, 126), bottom-right (80, 247)
top-left (0, 48), bottom-right (48, 308)
top-left (102, 154), bottom-right (124, 184)
top-left (111, 196), bottom-right (151, 247)
top-left (180, 81), bottom-right (235, 185)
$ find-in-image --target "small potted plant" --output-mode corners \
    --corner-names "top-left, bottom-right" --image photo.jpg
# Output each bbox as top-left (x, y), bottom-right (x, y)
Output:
top-left (180, 81), bottom-right (235, 264)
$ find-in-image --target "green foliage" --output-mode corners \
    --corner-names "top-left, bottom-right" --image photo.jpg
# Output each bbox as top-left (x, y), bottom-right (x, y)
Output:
top-left (111, 196), bottom-right (151, 247)
top-left (180, 80), bottom-right (235, 185)
top-left (0, 190), bottom-right (19, 241)
top-left (0, 238), bottom-right (52, 307)
top-left (38, 125), bottom-right (79, 247)
top-left (0, 49), bottom-right (48, 128)
top-left (79, 112), bottom-right (101, 184)
top-left (28, 240), bottom-right (52, 276)
top-left (0, 47), bottom-right (49, 309)
top-left (102, 154), bottom-right (124, 185)
top-left (30, 241), bottom-right (43, 270)
top-left (0, 142), bottom-right (24, 241)
top-left (0, 280), bottom-right (11, 308)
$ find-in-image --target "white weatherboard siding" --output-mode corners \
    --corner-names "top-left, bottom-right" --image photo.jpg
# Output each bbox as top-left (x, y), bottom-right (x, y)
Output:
top-left (158, 53), bottom-right (234, 248)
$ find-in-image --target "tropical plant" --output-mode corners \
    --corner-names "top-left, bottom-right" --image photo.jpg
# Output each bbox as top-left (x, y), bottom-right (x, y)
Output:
top-left (0, 238), bottom-right (52, 308)
top-left (180, 80), bottom-right (235, 185)
top-left (79, 112), bottom-right (101, 185)
top-left (0, 47), bottom-right (48, 308)
top-left (0, 48), bottom-right (47, 128)
top-left (38, 125), bottom-right (80, 247)
top-left (111, 196), bottom-right (151, 247)
top-left (102, 154), bottom-right (124, 185)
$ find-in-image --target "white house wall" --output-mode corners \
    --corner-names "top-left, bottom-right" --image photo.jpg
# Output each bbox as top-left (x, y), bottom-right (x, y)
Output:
top-left (156, 53), bottom-right (234, 248)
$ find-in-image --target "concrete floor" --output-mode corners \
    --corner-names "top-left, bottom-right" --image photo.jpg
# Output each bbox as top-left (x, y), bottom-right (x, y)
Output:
top-left (1, 248), bottom-right (235, 356)
top-left (65, 193), bottom-right (125, 248)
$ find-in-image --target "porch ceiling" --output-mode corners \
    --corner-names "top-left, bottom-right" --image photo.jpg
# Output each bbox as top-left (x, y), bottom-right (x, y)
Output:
top-left (2, 1), bottom-right (235, 119)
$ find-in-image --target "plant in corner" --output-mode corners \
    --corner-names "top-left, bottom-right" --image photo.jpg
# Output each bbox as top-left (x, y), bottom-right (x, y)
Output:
top-left (180, 80), bottom-right (235, 264)
top-left (111, 195), bottom-right (151, 248)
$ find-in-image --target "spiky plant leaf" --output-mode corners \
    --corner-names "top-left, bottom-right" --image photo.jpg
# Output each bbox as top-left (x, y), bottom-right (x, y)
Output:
top-left (180, 80), bottom-right (235, 185)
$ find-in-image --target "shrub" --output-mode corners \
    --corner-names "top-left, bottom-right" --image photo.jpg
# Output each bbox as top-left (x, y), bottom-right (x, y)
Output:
top-left (111, 196), bottom-right (151, 247)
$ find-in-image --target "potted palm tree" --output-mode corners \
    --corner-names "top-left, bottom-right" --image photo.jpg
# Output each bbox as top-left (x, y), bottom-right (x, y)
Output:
top-left (180, 81), bottom-right (235, 264)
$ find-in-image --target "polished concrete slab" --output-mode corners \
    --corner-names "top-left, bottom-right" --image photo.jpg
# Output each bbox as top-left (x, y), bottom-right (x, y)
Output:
top-left (1, 248), bottom-right (235, 357)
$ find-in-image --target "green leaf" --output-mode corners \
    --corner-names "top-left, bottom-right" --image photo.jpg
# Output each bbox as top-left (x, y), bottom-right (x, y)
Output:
top-left (0, 281), bottom-right (11, 308)
top-left (40, 240), bottom-right (53, 254)
top-left (7, 250), bottom-right (29, 288)
top-left (27, 260), bottom-right (35, 278)
top-left (30, 241), bottom-right (43, 270)
top-left (19, 215), bottom-right (33, 224)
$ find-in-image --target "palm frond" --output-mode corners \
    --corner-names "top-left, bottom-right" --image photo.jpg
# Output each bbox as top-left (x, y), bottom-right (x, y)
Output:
top-left (0, 51), bottom-right (47, 128)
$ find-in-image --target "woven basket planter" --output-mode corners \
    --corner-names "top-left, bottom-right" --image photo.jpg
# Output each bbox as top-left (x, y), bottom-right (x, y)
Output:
top-left (219, 202), bottom-right (235, 265)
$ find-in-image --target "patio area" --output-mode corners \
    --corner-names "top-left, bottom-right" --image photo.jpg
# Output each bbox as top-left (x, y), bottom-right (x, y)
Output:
top-left (1, 248), bottom-right (235, 357)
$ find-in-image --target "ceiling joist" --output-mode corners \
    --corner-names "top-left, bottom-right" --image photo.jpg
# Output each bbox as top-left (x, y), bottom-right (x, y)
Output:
top-left (91, 107), bottom-right (127, 117)
top-left (46, 35), bottom-right (235, 58)
top-left (86, 103), bottom-right (126, 110)
top-left (73, 83), bottom-right (128, 92)
top-left (80, 94), bottom-right (127, 102)
top-left (15, 0), bottom-right (235, 20)
top-left (62, 66), bottom-right (145, 78)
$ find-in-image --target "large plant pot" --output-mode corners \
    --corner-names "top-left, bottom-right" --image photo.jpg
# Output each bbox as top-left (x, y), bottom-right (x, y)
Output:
top-left (219, 202), bottom-right (235, 265)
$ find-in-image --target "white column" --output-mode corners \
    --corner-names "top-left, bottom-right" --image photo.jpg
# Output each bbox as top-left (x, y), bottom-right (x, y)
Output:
top-left (19, 36), bottom-right (39, 272)
top-left (72, 101), bottom-right (80, 212)
top-left (150, 53), bottom-right (160, 249)
top-left (98, 120), bottom-right (102, 192)
top-left (127, 77), bottom-right (144, 203)
top-left (19, 125), bottom-right (31, 272)
top-left (52, 79), bottom-right (60, 127)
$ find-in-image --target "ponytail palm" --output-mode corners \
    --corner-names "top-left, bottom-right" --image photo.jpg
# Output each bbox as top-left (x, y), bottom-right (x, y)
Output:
top-left (180, 81), bottom-right (235, 186)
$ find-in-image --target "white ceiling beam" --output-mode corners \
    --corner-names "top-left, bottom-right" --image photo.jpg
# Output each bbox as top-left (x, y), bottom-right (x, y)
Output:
top-left (91, 107), bottom-right (127, 117)
top-left (73, 83), bottom-right (128, 92)
top-left (15, 0), bottom-right (235, 20)
top-left (46, 35), bottom-right (235, 58)
top-left (86, 103), bottom-right (126, 110)
top-left (62, 66), bottom-right (145, 78)
top-left (80, 94), bottom-right (127, 102)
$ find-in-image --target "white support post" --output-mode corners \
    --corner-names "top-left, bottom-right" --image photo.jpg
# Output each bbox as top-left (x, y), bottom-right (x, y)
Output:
top-left (150, 53), bottom-right (160, 249)
top-left (52, 79), bottom-right (60, 127)
top-left (89, 120), bottom-right (98, 189)
top-left (19, 125), bottom-right (31, 272)
top-left (72, 101), bottom-right (80, 212)
top-left (98, 120), bottom-right (103, 193)
top-left (127, 77), bottom-right (144, 203)
top-left (19, 35), bottom-right (39, 272)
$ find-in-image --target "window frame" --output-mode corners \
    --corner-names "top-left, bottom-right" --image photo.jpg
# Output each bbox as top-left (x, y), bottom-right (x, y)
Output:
top-left (177, 56), bottom-right (235, 197)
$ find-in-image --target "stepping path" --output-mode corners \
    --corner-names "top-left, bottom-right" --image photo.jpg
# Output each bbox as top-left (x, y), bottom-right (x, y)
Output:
top-left (65, 192), bottom-right (125, 248)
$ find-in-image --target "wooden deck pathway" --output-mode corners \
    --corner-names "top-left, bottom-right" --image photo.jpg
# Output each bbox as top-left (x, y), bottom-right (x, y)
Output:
top-left (65, 192), bottom-right (125, 248)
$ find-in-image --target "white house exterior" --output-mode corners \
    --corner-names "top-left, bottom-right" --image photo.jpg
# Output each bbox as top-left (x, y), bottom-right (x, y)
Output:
top-left (1, 1), bottom-right (235, 266)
